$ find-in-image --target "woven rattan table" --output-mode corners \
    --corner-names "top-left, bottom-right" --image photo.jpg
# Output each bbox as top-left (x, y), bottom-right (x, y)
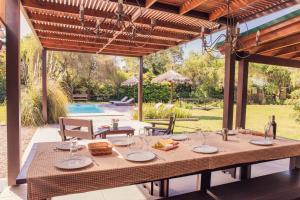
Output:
top-left (18, 133), bottom-right (300, 200)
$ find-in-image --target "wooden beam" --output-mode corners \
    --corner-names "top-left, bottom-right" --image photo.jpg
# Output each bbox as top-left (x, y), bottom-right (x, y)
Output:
top-left (180, 0), bottom-right (207, 15)
top-left (43, 43), bottom-right (145, 57)
top-left (252, 33), bottom-right (300, 54)
top-left (33, 23), bottom-right (177, 47)
top-left (41, 49), bottom-right (47, 122)
top-left (278, 51), bottom-right (300, 59)
top-left (0, 0), bottom-right (5, 24)
top-left (245, 54), bottom-right (300, 68)
top-left (40, 38), bottom-right (155, 54)
top-left (36, 31), bottom-right (167, 50)
top-left (6, 0), bottom-right (21, 186)
top-left (145, 0), bottom-right (158, 8)
top-left (209, 0), bottom-right (257, 21)
top-left (22, 0), bottom-right (209, 34)
top-left (240, 15), bottom-right (300, 53)
top-left (236, 59), bottom-right (248, 129)
top-left (264, 43), bottom-right (300, 57)
top-left (223, 43), bottom-right (236, 129)
top-left (28, 12), bottom-right (194, 41)
top-left (138, 56), bottom-right (143, 121)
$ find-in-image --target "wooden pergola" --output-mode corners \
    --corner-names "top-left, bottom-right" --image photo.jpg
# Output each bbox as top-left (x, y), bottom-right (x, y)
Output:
top-left (0, 0), bottom-right (299, 186)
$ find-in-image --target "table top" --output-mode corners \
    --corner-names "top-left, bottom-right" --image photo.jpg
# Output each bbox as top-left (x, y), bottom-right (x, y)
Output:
top-left (24, 132), bottom-right (300, 200)
top-left (96, 126), bottom-right (135, 133)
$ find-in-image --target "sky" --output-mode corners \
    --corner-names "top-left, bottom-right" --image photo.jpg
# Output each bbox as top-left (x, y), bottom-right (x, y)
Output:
top-left (20, 4), bottom-right (300, 59)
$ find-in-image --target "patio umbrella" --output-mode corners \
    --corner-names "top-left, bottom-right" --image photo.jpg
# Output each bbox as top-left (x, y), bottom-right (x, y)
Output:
top-left (121, 76), bottom-right (139, 86)
top-left (152, 70), bottom-right (191, 102)
top-left (121, 76), bottom-right (139, 100)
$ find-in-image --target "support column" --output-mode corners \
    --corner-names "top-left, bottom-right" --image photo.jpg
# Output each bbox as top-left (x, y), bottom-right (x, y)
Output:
top-left (236, 59), bottom-right (248, 129)
top-left (222, 43), bottom-right (236, 129)
top-left (138, 56), bottom-right (143, 121)
top-left (6, 0), bottom-right (20, 186)
top-left (42, 49), bottom-right (47, 122)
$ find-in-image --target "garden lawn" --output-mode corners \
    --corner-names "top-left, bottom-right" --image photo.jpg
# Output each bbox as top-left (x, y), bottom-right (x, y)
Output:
top-left (0, 105), bottom-right (5, 123)
top-left (148, 105), bottom-right (300, 140)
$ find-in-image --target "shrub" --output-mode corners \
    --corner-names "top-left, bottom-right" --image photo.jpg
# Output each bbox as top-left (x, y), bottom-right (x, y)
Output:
top-left (133, 103), bottom-right (192, 120)
top-left (21, 81), bottom-right (69, 126)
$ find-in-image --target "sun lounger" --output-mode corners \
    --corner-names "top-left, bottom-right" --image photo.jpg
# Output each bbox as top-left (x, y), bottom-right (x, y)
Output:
top-left (114, 98), bottom-right (135, 106)
top-left (109, 96), bottom-right (128, 104)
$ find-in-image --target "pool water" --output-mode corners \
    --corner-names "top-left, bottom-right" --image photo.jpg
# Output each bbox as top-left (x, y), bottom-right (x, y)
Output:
top-left (68, 104), bottom-right (104, 114)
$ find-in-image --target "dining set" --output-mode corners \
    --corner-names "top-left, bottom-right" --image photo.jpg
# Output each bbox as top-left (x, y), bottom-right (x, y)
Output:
top-left (17, 127), bottom-right (300, 200)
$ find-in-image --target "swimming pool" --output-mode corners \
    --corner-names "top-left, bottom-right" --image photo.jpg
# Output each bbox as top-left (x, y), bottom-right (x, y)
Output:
top-left (68, 104), bottom-right (104, 114)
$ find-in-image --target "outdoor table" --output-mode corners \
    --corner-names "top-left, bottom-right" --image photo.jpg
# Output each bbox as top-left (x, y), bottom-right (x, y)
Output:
top-left (17, 133), bottom-right (300, 200)
top-left (96, 126), bottom-right (135, 139)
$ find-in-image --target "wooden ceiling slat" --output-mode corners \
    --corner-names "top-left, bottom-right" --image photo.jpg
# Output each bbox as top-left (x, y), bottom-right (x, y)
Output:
top-left (29, 14), bottom-right (193, 41)
top-left (209, 0), bottom-right (259, 21)
top-left (37, 32), bottom-right (167, 50)
top-left (179, 0), bottom-right (208, 15)
top-left (237, 0), bottom-right (300, 22)
top-left (40, 38), bottom-right (155, 53)
top-left (44, 43), bottom-right (145, 56)
top-left (33, 22), bottom-right (178, 46)
top-left (22, 0), bottom-right (213, 33)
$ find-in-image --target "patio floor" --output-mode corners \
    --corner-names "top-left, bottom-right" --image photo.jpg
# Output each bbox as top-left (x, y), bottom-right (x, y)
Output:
top-left (0, 114), bottom-right (290, 199)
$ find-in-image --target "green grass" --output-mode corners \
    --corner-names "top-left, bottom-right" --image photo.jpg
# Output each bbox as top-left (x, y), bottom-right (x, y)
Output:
top-left (148, 105), bottom-right (300, 140)
top-left (0, 105), bottom-right (6, 123)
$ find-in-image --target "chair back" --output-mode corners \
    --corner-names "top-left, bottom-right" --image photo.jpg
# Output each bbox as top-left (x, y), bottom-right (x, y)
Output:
top-left (59, 117), bottom-right (94, 141)
top-left (126, 98), bottom-right (135, 103)
top-left (167, 114), bottom-right (176, 134)
top-left (120, 96), bottom-right (128, 102)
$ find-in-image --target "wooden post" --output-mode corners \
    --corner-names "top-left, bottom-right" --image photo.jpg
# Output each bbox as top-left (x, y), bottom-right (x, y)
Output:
top-left (236, 59), bottom-right (249, 128)
top-left (138, 56), bottom-right (143, 121)
top-left (5, 0), bottom-right (20, 186)
top-left (222, 43), bottom-right (236, 129)
top-left (42, 49), bottom-right (48, 122)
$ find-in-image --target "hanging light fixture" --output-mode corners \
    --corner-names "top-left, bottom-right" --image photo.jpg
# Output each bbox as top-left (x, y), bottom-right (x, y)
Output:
top-left (78, 0), bottom-right (156, 45)
top-left (200, 0), bottom-right (254, 58)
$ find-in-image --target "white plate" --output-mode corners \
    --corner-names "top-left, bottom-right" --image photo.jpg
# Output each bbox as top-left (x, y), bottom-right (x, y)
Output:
top-left (55, 142), bottom-right (85, 151)
top-left (55, 155), bottom-right (93, 170)
top-left (192, 145), bottom-right (219, 154)
top-left (249, 139), bottom-right (274, 146)
top-left (125, 151), bottom-right (156, 162)
top-left (111, 139), bottom-right (134, 146)
top-left (171, 134), bottom-right (188, 141)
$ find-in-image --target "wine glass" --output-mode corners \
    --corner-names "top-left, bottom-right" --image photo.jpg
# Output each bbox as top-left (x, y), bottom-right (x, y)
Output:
top-left (69, 137), bottom-right (78, 158)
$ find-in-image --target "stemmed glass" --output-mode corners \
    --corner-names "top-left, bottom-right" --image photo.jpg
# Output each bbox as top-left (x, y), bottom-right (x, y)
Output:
top-left (69, 137), bottom-right (78, 158)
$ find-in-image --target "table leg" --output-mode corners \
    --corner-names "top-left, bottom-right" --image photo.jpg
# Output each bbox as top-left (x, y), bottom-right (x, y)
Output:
top-left (290, 156), bottom-right (300, 170)
top-left (201, 171), bottom-right (211, 192)
top-left (102, 134), bottom-right (106, 139)
top-left (240, 165), bottom-right (251, 180)
top-left (159, 179), bottom-right (169, 197)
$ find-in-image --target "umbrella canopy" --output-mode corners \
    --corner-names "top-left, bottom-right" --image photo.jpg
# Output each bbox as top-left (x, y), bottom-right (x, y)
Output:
top-left (152, 70), bottom-right (191, 84)
top-left (121, 76), bottom-right (139, 86)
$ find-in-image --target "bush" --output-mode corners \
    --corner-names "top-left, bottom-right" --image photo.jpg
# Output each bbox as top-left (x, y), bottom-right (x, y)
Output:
top-left (21, 82), bottom-right (69, 126)
top-left (133, 103), bottom-right (192, 120)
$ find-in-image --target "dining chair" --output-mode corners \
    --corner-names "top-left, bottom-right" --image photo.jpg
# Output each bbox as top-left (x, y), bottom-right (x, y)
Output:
top-left (144, 114), bottom-right (176, 136)
top-left (59, 117), bottom-right (100, 141)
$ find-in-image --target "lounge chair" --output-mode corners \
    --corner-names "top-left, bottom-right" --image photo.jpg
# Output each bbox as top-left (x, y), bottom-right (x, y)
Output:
top-left (114, 98), bottom-right (135, 106)
top-left (109, 96), bottom-right (128, 104)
